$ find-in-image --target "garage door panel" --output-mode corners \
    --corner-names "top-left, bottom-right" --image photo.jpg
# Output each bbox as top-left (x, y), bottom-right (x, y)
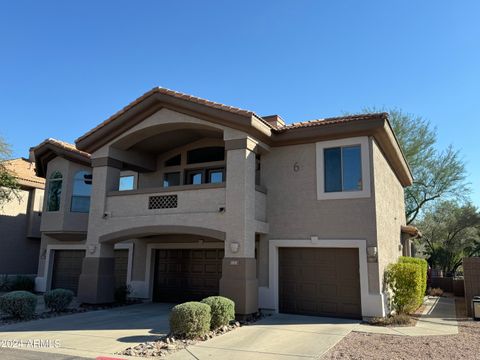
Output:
top-left (279, 247), bottom-right (361, 319)
top-left (51, 250), bottom-right (86, 295)
top-left (153, 248), bottom-right (223, 303)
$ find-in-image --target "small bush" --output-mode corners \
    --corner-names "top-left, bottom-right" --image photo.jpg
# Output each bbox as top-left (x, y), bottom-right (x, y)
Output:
top-left (114, 285), bottom-right (131, 304)
top-left (428, 287), bottom-right (444, 297)
top-left (0, 291), bottom-right (37, 319)
top-left (201, 296), bottom-right (235, 329)
top-left (10, 276), bottom-right (35, 292)
top-left (170, 302), bottom-right (211, 339)
top-left (44, 289), bottom-right (74, 312)
top-left (386, 262), bottom-right (423, 314)
top-left (368, 313), bottom-right (413, 327)
top-left (399, 256), bottom-right (428, 297)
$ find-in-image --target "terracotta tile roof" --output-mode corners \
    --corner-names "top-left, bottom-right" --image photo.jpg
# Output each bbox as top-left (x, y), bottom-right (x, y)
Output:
top-left (1, 158), bottom-right (45, 188)
top-left (76, 87), bottom-right (272, 144)
top-left (32, 138), bottom-right (91, 159)
top-left (276, 113), bottom-right (388, 131)
top-left (401, 225), bottom-right (422, 238)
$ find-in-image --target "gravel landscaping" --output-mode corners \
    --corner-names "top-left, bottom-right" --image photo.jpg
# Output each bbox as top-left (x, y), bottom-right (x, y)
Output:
top-left (324, 297), bottom-right (479, 360)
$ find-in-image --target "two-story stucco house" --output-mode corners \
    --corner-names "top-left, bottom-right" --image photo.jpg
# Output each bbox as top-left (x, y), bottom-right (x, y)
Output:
top-left (0, 158), bottom-right (44, 276)
top-left (31, 87), bottom-right (414, 319)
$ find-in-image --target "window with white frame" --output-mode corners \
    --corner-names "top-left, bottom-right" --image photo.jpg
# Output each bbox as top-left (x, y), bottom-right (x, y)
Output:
top-left (316, 137), bottom-right (370, 200)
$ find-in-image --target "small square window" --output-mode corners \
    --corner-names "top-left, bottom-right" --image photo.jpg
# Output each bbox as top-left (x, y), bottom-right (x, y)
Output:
top-left (119, 175), bottom-right (135, 191)
top-left (163, 172), bottom-right (180, 187)
top-left (207, 168), bottom-right (224, 184)
top-left (185, 170), bottom-right (203, 185)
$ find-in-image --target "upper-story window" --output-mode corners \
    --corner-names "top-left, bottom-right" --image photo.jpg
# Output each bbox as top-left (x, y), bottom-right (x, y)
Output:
top-left (316, 137), bottom-right (370, 200)
top-left (187, 147), bottom-right (224, 164)
top-left (162, 147), bottom-right (226, 187)
top-left (165, 154), bottom-right (181, 167)
top-left (71, 171), bottom-right (92, 213)
top-left (119, 175), bottom-right (135, 191)
top-left (324, 145), bottom-right (362, 192)
top-left (47, 171), bottom-right (63, 212)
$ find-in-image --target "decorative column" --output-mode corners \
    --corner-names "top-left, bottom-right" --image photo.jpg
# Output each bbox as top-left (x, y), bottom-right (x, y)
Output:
top-left (220, 142), bottom-right (258, 316)
top-left (77, 158), bottom-right (120, 304)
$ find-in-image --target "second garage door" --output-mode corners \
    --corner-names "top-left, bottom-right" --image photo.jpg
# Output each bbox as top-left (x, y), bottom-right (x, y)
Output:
top-left (279, 247), bottom-right (361, 319)
top-left (51, 250), bottom-right (86, 295)
top-left (153, 249), bottom-right (223, 303)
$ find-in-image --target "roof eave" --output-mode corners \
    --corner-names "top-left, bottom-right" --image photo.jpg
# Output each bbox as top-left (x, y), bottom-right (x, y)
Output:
top-left (32, 142), bottom-right (91, 178)
top-left (75, 91), bottom-right (272, 154)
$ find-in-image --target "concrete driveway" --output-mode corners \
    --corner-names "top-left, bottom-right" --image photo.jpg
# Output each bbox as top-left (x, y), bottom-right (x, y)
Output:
top-left (0, 303), bottom-right (358, 359)
top-left (170, 314), bottom-right (358, 360)
top-left (0, 303), bottom-right (173, 359)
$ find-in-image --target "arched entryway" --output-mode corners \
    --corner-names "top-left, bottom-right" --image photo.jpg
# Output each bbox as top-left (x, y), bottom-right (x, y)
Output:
top-left (99, 225), bottom-right (226, 303)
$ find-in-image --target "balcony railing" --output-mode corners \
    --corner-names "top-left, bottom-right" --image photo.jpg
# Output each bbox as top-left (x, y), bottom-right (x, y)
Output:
top-left (106, 183), bottom-right (226, 218)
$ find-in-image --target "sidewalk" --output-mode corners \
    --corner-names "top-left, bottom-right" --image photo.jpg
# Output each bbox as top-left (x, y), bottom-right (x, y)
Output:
top-left (353, 297), bottom-right (458, 336)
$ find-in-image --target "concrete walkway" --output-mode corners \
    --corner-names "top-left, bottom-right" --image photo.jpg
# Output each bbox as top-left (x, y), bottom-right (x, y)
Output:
top-left (169, 314), bottom-right (359, 360)
top-left (353, 296), bottom-right (458, 336)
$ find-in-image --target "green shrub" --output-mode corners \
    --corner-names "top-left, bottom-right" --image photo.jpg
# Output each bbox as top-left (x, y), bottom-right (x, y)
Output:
top-left (0, 291), bottom-right (37, 319)
top-left (201, 296), bottom-right (235, 329)
top-left (114, 285), bottom-right (131, 303)
top-left (399, 256), bottom-right (428, 297)
top-left (386, 263), bottom-right (423, 314)
top-left (10, 276), bottom-right (35, 292)
top-left (44, 289), bottom-right (74, 312)
top-left (170, 302), bottom-right (211, 338)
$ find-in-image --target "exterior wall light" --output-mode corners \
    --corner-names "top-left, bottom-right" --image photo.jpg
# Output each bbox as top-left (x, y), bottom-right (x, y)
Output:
top-left (367, 246), bottom-right (378, 262)
top-left (230, 242), bottom-right (239, 253)
top-left (87, 244), bottom-right (97, 255)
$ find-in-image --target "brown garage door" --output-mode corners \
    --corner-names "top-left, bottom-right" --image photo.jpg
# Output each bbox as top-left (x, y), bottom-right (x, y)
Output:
top-left (51, 250), bottom-right (86, 295)
top-left (153, 249), bottom-right (223, 303)
top-left (279, 248), bottom-right (361, 319)
top-left (114, 249), bottom-right (129, 288)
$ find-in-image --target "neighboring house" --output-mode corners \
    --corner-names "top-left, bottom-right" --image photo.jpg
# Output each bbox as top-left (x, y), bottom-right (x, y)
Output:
top-left (31, 87), bottom-right (416, 319)
top-left (0, 158), bottom-right (45, 275)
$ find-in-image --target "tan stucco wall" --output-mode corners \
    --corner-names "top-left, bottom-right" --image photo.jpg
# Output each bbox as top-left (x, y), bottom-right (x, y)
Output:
top-left (371, 139), bottom-right (405, 292)
top-left (36, 233), bottom-right (86, 278)
top-left (41, 157), bottom-right (90, 234)
top-left (0, 188), bottom-right (41, 274)
top-left (258, 142), bottom-right (380, 292)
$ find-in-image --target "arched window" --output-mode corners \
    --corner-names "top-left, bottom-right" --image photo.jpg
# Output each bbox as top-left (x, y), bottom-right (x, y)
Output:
top-left (47, 171), bottom-right (63, 212)
top-left (71, 171), bottom-right (92, 213)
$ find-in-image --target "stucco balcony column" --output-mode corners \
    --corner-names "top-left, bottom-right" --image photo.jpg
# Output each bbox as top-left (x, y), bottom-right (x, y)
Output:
top-left (77, 158), bottom-right (120, 304)
top-left (220, 141), bottom-right (258, 316)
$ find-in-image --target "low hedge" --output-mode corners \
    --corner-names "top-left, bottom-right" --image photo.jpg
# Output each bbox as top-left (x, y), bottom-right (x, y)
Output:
top-left (386, 262), bottom-right (423, 314)
top-left (0, 291), bottom-right (37, 319)
top-left (170, 302), bottom-right (211, 338)
top-left (399, 256), bottom-right (428, 297)
top-left (44, 289), bottom-right (74, 312)
top-left (10, 276), bottom-right (35, 292)
top-left (201, 296), bottom-right (235, 329)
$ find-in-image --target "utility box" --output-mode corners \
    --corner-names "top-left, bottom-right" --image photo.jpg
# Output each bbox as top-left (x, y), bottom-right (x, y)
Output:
top-left (473, 296), bottom-right (480, 321)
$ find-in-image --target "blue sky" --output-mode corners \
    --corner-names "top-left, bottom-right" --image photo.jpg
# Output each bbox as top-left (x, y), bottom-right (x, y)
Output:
top-left (0, 1), bottom-right (478, 205)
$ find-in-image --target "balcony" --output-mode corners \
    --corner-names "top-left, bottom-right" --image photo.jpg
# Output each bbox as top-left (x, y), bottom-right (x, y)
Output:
top-left (102, 184), bottom-right (227, 236)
